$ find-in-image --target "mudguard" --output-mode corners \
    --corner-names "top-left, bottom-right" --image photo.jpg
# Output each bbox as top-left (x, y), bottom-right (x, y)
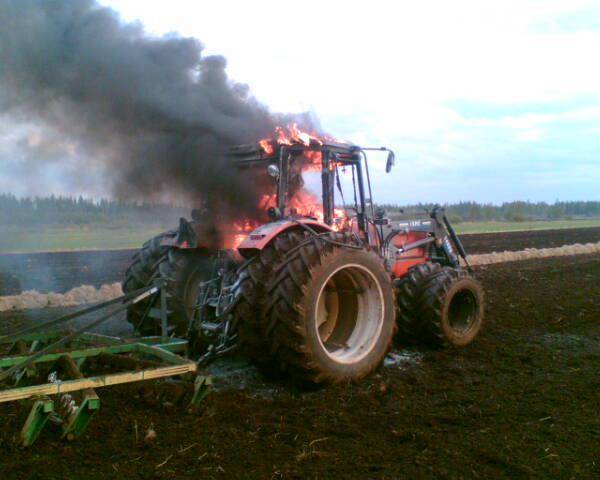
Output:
top-left (158, 218), bottom-right (215, 249)
top-left (158, 217), bottom-right (333, 254)
top-left (237, 218), bottom-right (332, 258)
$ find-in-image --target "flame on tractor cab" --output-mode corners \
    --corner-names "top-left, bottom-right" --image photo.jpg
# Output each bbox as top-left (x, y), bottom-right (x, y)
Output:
top-left (225, 124), bottom-right (348, 249)
top-left (287, 189), bottom-right (347, 229)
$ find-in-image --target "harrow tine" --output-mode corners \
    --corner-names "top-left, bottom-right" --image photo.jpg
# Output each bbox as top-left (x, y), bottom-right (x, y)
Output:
top-left (20, 397), bottom-right (54, 447)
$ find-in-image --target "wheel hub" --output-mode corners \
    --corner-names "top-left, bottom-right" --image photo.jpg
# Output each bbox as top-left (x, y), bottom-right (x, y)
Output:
top-left (314, 264), bottom-right (384, 364)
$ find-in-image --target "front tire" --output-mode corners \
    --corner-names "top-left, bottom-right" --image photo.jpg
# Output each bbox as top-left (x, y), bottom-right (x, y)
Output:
top-left (394, 262), bottom-right (443, 342)
top-left (416, 268), bottom-right (484, 347)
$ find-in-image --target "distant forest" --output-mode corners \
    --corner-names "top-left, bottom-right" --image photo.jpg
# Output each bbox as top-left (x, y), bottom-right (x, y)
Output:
top-left (1, 193), bottom-right (599, 226)
top-left (0, 194), bottom-right (188, 227)
top-left (381, 200), bottom-right (600, 223)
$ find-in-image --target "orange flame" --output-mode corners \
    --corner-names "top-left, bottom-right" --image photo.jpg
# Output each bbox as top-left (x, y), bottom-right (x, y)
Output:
top-left (288, 189), bottom-right (347, 231)
top-left (259, 122), bottom-right (324, 155)
top-left (226, 124), bottom-right (348, 248)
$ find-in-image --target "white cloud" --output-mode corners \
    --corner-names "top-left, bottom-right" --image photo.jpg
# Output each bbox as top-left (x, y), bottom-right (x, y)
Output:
top-left (28, 1), bottom-right (593, 202)
top-left (516, 128), bottom-right (544, 142)
top-left (98, 1), bottom-right (600, 105)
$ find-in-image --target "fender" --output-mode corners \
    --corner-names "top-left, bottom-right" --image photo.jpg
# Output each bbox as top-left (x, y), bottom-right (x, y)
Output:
top-left (237, 218), bottom-right (333, 258)
top-left (159, 218), bottom-right (218, 250)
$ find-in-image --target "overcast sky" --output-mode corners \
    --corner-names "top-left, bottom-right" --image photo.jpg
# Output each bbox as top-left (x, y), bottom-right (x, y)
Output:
top-left (3, 0), bottom-right (600, 204)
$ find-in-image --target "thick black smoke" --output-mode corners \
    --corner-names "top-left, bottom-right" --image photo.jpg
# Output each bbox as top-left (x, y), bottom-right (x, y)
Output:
top-left (0, 0), bottom-right (309, 233)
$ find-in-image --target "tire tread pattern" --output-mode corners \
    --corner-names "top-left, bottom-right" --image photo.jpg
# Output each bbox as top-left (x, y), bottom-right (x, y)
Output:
top-left (415, 267), bottom-right (483, 347)
top-left (394, 262), bottom-right (443, 341)
top-left (260, 232), bottom-right (392, 384)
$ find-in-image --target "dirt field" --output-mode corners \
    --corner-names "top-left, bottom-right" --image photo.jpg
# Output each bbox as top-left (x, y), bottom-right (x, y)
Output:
top-left (0, 249), bottom-right (132, 296)
top-left (0, 226), bottom-right (598, 296)
top-left (0, 247), bottom-right (599, 478)
top-left (461, 226), bottom-right (600, 254)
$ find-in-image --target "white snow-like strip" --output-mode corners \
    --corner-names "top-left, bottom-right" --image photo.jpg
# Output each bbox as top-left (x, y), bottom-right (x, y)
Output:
top-left (0, 283), bottom-right (123, 312)
top-left (463, 241), bottom-right (600, 266)
top-left (1, 241), bottom-right (599, 312)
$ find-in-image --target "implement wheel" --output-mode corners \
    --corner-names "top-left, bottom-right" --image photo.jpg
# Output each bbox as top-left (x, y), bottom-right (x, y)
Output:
top-left (416, 268), bottom-right (484, 347)
top-left (259, 235), bottom-right (396, 384)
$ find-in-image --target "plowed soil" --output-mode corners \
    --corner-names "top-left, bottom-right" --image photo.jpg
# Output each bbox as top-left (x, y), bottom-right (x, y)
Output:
top-left (0, 251), bottom-right (599, 479)
top-left (461, 226), bottom-right (600, 254)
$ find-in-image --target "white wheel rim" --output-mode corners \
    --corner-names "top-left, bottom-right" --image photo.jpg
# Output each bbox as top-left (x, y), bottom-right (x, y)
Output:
top-left (314, 263), bottom-right (385, 364)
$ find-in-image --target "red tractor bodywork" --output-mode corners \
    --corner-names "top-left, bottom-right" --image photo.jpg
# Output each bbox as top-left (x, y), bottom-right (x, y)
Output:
top-left (161, 215), bottom-right (434, 281)
top-left (157, 141), bottom-right (466, 285)
top-left (237, 218), bottom-right (332, 257)
top-left (390, 230), bottom-right (429, 278)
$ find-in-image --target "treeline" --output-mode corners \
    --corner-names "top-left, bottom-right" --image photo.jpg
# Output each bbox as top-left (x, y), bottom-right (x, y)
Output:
top-left (0, 194), bottom-right (188, 226)
top-left (380, 200), bottom-right (600, 223)
top-left (1, 194), bottom-right (599, 226)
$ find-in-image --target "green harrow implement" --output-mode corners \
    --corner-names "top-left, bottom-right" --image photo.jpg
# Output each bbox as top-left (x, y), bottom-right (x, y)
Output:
top-left (0, 283), bottom-right (211, 447)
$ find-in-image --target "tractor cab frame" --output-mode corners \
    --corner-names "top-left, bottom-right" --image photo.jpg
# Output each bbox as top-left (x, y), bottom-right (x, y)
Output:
top-left (227, 142), bottom-right (395, 244)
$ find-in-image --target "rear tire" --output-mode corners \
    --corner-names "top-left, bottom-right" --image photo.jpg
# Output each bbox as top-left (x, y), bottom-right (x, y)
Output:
top-left (232, 230), bottom-right (309, 375)
top-left (152, 249), bottom-right (214, 335)
top-left (122, 234), bottom-right (212, 335)
top-left (260, 236), bottom-right (396, 384)
top-left (122, 232), bottom-right (171, 334)
top-left (416, 268), bottom-right (484, 347)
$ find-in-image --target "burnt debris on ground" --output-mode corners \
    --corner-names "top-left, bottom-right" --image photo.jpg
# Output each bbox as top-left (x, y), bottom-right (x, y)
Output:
top-left (0, 250), bottom-right (598, 479)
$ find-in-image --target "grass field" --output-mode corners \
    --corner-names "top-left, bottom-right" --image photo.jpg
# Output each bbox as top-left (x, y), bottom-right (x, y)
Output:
top-left (0, 225), bottom-right (166, 254)
top-left (1, 218), bottom-right (600, 253)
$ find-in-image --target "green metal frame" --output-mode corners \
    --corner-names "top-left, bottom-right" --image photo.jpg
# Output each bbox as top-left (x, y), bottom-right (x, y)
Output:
top-left (0, 331), bottom-right (208, 446)
top-left (0, 281), bottom-right (216, 447)
top-left (20, 397), bottom-right (54, 447)
top-left (190, 375), bottom-right (213, 408)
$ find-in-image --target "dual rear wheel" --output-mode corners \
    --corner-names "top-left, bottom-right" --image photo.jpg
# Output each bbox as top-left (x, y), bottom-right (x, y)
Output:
top-left (123, 231), bottom-right (397, 385)
top-left (235, 232), bottom-right (397, 384)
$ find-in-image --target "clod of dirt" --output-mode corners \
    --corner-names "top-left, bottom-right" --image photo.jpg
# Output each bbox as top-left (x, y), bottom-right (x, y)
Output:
top-left (144, 427), bottom-right (157, 444)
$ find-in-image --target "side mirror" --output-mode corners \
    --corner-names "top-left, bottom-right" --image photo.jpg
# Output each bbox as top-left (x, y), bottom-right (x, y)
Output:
top-left (385, 151), bottom-right (395, 173)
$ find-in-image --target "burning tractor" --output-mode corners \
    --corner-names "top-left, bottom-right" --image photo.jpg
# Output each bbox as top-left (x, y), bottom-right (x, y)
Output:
top-left (0, 130), bottom-right (484, 444)
top-left (123, 131), bottom-right (484, 385)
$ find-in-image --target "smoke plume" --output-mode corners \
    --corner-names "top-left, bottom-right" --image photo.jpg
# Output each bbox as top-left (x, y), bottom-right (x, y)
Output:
top-left (0, 0), bottom-right (306, 229)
